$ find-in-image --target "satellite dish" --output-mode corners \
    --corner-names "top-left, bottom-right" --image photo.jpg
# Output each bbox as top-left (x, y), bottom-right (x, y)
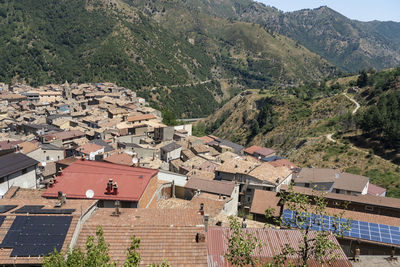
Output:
top-left (85, 189), bottom-right (94, 199)
top-left (132, 157), bottom-right (138, 164)
top-left (41, 162), bottom-right (47, 167)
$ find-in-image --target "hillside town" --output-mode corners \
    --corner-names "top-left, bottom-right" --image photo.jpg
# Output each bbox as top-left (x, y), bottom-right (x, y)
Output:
top-left (0, 82), bottom-right (399, 266)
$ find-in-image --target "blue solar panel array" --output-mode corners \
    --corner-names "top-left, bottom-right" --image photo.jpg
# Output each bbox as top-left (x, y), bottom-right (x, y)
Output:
top-left (283, 210), bottom-right (400, 246)
top-left (0, 205), bottom-right (18, 213)
top-left (0, 216), bottom-right (72, 257)
top-left (13, 205), bottom-right (75, 214)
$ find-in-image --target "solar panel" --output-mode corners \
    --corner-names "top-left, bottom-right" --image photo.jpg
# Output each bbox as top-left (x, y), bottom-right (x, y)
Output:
top-left (0, 216), bottom-right (72, 257)
top-left (283, 209), bottom-right (400, 246)
top-left (13, 205), bottom-right (75, 214)
top-left (0, 205), bottom-right (18, 213)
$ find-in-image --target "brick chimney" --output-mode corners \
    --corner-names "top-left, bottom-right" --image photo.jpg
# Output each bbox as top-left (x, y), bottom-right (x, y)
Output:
top-left (113, 182), bottom-right (118, 195)
top-left (106, 178), bottom-right (113, 194)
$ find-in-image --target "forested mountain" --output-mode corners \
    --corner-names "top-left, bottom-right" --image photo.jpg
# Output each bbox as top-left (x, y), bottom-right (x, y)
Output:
top-left (0, 0), bottom-right (336, 118)
top-left (176, 0), bottom-right (400, 72)
top-left (197, 67), bottom-right (400, 196)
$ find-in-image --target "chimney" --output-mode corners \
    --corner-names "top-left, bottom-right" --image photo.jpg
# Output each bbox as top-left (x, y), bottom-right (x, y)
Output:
top-left (113, 182), bottom-right (118, 195)
top-left (112, 200), bottom-right (121, 216)
top-left (199, 203), bottom-right (204, 216)
top-left (106, 178), bottom-right (113, 194)
top-left (195, 232), bottom-right (206, 243)
top-left (203, 214), bottom-right (209, 232)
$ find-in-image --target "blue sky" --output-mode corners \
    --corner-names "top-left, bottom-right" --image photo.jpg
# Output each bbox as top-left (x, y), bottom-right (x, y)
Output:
top-left (258, 0), bottom-right (400, 22)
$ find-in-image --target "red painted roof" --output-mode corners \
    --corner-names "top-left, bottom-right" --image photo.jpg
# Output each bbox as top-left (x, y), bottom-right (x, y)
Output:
top-left (254, 147), bottom-right (275, 157)
top-left (367, 183), bottom-right (386, 196)
top-left (42, 160), bottom-right (158, 201)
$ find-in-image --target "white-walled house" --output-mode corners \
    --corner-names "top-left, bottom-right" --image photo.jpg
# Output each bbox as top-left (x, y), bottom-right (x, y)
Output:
top-left (27, 143), bottom-right (65, 163)
top-left (0, 153), bottom-right (39, 197)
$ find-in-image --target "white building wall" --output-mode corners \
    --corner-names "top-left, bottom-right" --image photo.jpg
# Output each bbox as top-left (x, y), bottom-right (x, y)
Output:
top-left (27, 148), bottom-right (65, 163)
top-left (174, 124), bottom-right (192, 136)
top-left (0, 166), bottom-right (37, 197)
top-left (158, 169), bottom-right (188, 187)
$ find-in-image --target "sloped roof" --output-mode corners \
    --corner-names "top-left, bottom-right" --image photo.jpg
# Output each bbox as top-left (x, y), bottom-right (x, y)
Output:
top-left (250, 190), bottom-right (281, 217)
top-left (160, 142), bottom-right (181, 153)
top-left (126, 113), bottom-right (156, 122)
top-left (0, 153), bottom-right (39, 178)
top-left (76, 208), bottom-right (207, 266)
top-left (206, 227), bottom-right (351, 267)
top-left (42, 130), bottom-right (85, 141)
top-left (280, 185), bottom-right (400, 210)
top-left (184, 178), bottom-right (235, 196)
top-left (367, 183), bottom-right (386, 196)
top-left (248, 163), bottom-right (292, 185)
top-left (42, 160), bottom-right (158, 201)
top-left (77, 143), bottom-right (102, 154)
top-left (104, 152), bottom-right (133, 166)
top-left (295, 168), bottom-right (369, 193)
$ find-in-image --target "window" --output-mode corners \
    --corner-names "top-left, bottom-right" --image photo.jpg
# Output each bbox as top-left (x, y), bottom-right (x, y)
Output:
top-left (305, 183), bottom-right (310, 188)
top-left (246, 188), bottom-right (252, 193)
top-left (335, 189), bottom-right (340, 193)
top-left (247, 197), bottom-right (251, 202)
top-left (46, 156), bottom-right (50, 161)
top-left (0, 177), bottom-right (4, 183)
top-left (22, 168), bottom-right (27, 174)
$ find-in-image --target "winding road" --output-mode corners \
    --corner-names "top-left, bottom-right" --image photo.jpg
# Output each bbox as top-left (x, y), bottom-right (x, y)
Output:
top-left (326, 93), bottom-right (360, 143)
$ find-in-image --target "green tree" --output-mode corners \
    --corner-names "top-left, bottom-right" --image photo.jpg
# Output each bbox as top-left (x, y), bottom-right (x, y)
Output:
top-left (266, 185), bottom-right (351, 266)
top-left (356, 70), bottom-right (368, 87)
top-left (162, 110), bottom-right (178, 126)
top-left (124, 236), bottom-right (141, 267)
top-left (225, 216), bottom-right (262, 267)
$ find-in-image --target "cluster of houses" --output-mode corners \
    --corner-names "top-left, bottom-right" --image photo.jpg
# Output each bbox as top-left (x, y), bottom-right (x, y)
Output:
top-left (0, 81), bottom-right (398, 266)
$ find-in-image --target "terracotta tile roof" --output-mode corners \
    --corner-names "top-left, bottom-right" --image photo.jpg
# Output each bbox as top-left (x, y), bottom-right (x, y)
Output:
top-left (322, 207), bottom-right (400, 228)
top-left (76, 208), bottom-right (207, 266)
top-left (19, 141), bottom-right (39, 154)
top-left (248, 163), bottom-right (292, 185)
top-left (77, 143), bottom-right (102, 155)
top-left (0, 140), bottom-right (23, 150)
top-left (253, 147), bottom-right (275, 157)
top-left (244, 145), bottom-right (262, 155)
top-left (42, 130), bottom-right (85, 141)
top-left (181, 149), bottom-right (196, 160)
top-left (206, 227), bottom-right (351, 267)
top-left (198, 136), bottom-right (214, 144)
top-left (191, 144), bottom-right (210, 154)
top-left (268, 159), bottom-right (298, 170)
top-left (157, 194), bottom-right (226, 218)
top-left (215, 157), bottom-right (259, 175)
top-left (184, 178), bottom-right (235, 196)
top-left (280, 185), bottom-right (400, 210)
top-left (42, 160), bottom-right (158, 202)
top-left (250, 190), bottom-right (281, 217)
top-left (126, 113), bottom-right (156, 123)
top-left (367, 183), bottom-right (386, 196)
top-left (187, 170), bottom-right (215, 180)
top-left (104, 152), bottom-right (133, 166)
